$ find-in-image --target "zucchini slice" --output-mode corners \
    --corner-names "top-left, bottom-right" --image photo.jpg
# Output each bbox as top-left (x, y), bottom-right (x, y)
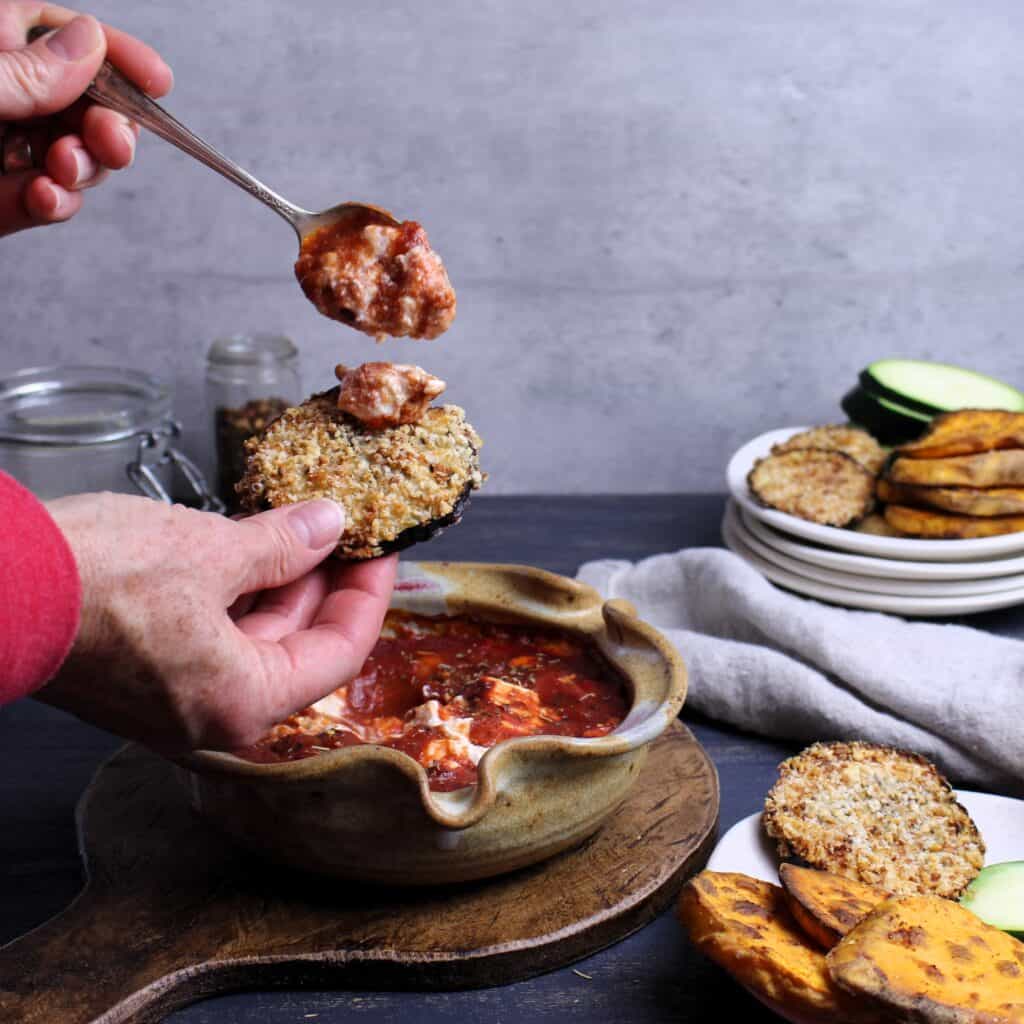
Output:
top-left (861, 359), bottom-right (1024, 417)
top-left (840, 385), bottom-right (929, 446)
top-left (960, 861), bottom-right (1024, 937)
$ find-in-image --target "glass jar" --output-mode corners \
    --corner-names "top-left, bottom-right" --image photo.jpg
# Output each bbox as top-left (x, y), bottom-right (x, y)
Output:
top-left (205, 333), bottom-right (301, 512)
top-left (0, 364), bottom-right (221, 509)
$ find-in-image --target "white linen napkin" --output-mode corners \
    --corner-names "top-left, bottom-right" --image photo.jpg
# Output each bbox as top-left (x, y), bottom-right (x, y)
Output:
top-left (577, 548), bottom-right (1024, 794)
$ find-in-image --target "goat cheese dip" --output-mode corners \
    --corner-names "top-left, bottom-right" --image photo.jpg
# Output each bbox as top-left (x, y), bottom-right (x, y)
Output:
top-left (235, 611), bottom-right (630, 791)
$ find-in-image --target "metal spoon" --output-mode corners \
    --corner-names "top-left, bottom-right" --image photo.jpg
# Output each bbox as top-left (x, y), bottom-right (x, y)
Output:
top-left (57, 38), bottom-right (400, 241)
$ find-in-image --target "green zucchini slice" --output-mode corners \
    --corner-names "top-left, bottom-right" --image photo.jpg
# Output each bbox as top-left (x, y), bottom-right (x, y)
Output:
top-left (961, 861), bottom-right (1024, 937)
top-left (861, 359), bottom-right (1024, 417)
top-left (840, 385), bottom-right (929, 446)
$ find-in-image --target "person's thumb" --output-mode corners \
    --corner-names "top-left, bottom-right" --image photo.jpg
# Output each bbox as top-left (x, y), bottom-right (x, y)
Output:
top-left (230, 500), bottom-right (346, 595)
top-left (0, 16), bottom-right (106, 120)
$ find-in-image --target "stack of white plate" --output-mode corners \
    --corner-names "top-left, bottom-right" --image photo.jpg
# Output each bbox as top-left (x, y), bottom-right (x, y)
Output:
top-left (724, 427), bottom-right (1024, 616)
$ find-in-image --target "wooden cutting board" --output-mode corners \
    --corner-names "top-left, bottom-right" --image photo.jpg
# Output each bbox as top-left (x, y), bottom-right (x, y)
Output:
top-left (0, 721), bottom-right (718, 1024)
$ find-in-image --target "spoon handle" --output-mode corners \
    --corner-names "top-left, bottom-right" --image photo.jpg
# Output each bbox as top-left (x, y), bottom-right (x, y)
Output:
top-left (86, 62), bottom-right (308, 234)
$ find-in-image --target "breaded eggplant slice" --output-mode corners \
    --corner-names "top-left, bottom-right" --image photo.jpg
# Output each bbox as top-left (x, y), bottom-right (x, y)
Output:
top-left (772, 425), bottom-right (887, 476)
top-left (763, 742), bottom-right (984, 899)
top-left (237, 388), bottom-right (484, 559)
top-left (748, 449), bottom-right (875, 527)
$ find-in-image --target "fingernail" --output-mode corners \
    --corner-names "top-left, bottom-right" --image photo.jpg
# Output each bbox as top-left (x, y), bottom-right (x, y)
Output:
top-left (45, 15), bottom-right (104, 62)
top-left (37, 180), bottom-right (59, 214)
top-left (288, 499), bottom-right (345, 549)
top-left (71, 146), bottom-right (97, 186)
top-left (36, 181), bottom-right (72, 220)
top-left (119, 124), bottom-right (136, 166)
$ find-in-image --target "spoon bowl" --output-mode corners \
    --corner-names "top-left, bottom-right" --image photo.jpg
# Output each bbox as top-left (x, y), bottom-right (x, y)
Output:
top-left (293, 201), bottom-right (399, 242)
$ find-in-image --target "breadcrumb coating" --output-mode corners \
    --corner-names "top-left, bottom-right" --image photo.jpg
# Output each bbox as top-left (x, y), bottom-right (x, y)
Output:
top-left (238, 389), bottom-right (484, 559)
top-left (773, 425), bottom-right (887, 475)
top-left (749, 449), bottom-right (875, 527)
top-left (763, 742), bottom-right (984, 899)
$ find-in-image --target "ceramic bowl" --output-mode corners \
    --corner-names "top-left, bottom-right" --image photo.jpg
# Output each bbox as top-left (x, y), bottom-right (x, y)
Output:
top-left (177, 561), bottom-right (687, 885)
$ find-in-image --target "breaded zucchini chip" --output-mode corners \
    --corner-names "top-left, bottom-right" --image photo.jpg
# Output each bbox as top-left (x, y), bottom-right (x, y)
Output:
top-left (238, 389), bottom-right (484, 560)
top-left (763, 742), bottom-right (984, 899)
top-left (748, 450), bottom-right (875, 527)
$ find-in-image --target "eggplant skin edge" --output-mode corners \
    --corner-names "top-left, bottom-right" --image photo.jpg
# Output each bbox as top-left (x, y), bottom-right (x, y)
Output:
top-left (372, 481), bottom-right (475, 559)
top-left (244, 480), bottom-right (477, 562)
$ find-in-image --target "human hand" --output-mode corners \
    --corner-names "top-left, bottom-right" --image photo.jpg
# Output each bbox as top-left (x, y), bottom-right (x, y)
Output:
top-left (0, 2), bottom-right (172, 235)
top-left (38, 492), bottom-right (397, 754)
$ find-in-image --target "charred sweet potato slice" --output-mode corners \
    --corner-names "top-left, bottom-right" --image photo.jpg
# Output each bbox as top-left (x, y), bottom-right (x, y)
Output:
top-left (827, 895), bottom-right (1024, 1022)
top-left (779, 864), bottom-right (889, 950)
top-left (884, 504), bottom-right (1024, 539)
top-left (677, 871), bottom-right (880, 1023)
top-left (877, 479), bottom-right (1024, 517)
top-left (898, 409), bottom-right (1024, 460)
top-left (888, 450), bottom-right (1024, 488)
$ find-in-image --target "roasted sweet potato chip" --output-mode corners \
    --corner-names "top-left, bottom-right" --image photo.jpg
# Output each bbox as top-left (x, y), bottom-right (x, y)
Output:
top-left (888, 450), bottom-right (1024, 488)
top-left (877, 479), bottom-right (1024, 517)
top-left (852, 511), bottom-right (906, 536)
top-left (779, 864), bottom-right (888, 950)
top-left (677, 871), bottom-right (878, 1023)
top-left (885, 504), bottom-right (1024, 539)
top-left (898, 409), bottom-right (1024, 460)
top-left (827, 895), bottom-right (1024, 1022)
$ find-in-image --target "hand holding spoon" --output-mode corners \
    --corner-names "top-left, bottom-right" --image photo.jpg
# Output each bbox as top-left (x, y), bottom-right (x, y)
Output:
top-left (34, 29), bottom-right (458, 341)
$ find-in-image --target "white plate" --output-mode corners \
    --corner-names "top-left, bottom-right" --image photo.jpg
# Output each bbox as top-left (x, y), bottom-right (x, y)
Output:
top-left (707, 790), bottom-right (1024, 882)
top-left (725, 503), bottom-right (1024, 598)
top-left (722, 511), bottom-right (1024, 615)
top-left (728, 427), bottom-right (1024, 562)
top-left (739, 505), bottom-right (1024, 581)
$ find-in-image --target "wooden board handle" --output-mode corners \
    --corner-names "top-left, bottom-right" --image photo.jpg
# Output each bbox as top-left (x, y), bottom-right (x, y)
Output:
top-left (0, 888), bottom-right (217, 1024)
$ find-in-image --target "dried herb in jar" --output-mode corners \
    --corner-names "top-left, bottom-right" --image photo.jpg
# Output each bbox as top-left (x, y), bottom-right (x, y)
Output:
top-left (215, 397), bottom-right (289, 512)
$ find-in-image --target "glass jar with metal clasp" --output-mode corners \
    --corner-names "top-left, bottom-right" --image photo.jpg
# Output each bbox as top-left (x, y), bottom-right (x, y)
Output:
top-left (0, 364), bottom-right (223, 511)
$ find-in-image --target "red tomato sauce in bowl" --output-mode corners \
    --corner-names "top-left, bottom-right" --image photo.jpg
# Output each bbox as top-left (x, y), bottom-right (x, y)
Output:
top-left (234, 611), bottom-right (629, 791)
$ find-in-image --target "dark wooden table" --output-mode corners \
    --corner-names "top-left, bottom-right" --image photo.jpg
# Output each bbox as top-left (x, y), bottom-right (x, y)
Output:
top-left (3, 494), bottom-right (1021, 1023)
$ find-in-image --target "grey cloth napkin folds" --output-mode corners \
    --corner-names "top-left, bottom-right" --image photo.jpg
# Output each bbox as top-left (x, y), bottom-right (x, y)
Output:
top-left (577, 547), bottom-right (1024, 794)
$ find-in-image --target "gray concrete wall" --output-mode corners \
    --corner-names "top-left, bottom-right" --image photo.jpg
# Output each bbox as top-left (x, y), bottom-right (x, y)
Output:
top-left (3, 0), bottom-right (1023, 493)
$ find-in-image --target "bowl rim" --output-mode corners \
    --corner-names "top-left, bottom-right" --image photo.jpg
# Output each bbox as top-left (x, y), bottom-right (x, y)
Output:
top-left (177, 561), bottom-right (687, 829)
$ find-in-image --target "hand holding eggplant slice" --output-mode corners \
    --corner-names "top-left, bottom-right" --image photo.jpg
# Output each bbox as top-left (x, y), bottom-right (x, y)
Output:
top-left (238, 363), bottom-right (484, 560)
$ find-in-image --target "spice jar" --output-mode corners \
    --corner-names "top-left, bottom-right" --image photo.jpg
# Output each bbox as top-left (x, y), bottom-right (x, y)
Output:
top-left (0, 364), bottom-right (221, 509)
top-left (205, 334), bottom-right (301, 512)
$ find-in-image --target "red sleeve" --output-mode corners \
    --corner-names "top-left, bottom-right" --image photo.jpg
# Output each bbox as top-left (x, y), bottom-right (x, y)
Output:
top-left (0, 472), bottom-right (81, 705)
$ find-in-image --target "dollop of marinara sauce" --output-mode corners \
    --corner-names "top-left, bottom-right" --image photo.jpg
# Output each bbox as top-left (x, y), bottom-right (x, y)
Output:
top-left (235, 612), bottom-right (629, 791)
